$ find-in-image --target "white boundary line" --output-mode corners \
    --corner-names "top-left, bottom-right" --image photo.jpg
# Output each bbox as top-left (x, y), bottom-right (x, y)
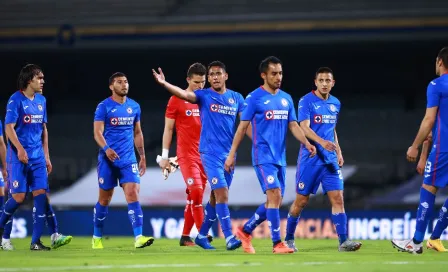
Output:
top-left (1, 261), bottom-right (448, 271)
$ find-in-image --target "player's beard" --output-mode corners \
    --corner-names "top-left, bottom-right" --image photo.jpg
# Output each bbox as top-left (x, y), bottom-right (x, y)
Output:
top-left (268, 81), bottom-right (281, 90)
top-left (113, 89), bottom-right (128, 97)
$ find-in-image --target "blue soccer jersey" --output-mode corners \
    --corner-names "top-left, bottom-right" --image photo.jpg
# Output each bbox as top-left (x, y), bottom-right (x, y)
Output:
top-left (0, 120), bottom-right (3, 188)
top-left (5, 91), bottom-right (47, 164)
top-left (194, 88), bottom-right (245, 159)
top-left (297, 91), bottom-right (340, 166)
top-left (94, 97), bottom-right (141, 168)
top-left (241, 87), bottom-right (297, 166)
top-left (423, 73), bottom-right (448, 188)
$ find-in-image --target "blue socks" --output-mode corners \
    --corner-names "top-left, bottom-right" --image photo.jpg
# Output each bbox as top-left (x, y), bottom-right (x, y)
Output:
top-left (199, 202), bottom-right (217, 237)
top-left (31, 194), bottom-right (46, 244)
top-left (0, 197), bottom-right (20, 228)
top-left (215, 203), bottom-right (232, 239)
top-left (431, 198), bottom-right (448, 240)
top-left (46, 202), bottom-right (58, 235)
top-left (127, 201), bottom-right (143, 238)
top-left (266, 208), bottom-right (281, 245)
top-left (331, 213), bottom-right (348, 245)
top-left (93, 202), bottom-right (108, 238)
top-left (243, 203), bottom-right (267, 234)
top-left (413, 188), bottom-right (435, 244)
top-left (285, 213), bottom-right (300, 241)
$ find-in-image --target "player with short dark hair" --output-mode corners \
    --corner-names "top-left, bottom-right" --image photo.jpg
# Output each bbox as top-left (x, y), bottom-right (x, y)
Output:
top-left (393, 47), bottom-right (448, 253)
top-left (284, 67), bottom-right (362, 252)
top-left (159, 63), bottom-right (213, 246)
top-left (225, 56), bottom-right (316, 254)
top-left (153, 61), bottom-right (244, 251)
top-left (92, 72), bottom-right (153, 249)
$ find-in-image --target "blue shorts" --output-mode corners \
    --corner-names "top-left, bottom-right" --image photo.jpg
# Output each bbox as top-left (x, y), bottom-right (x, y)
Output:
top-left (200, 153), bottom-right (234, 190)
top-left (296, 163), bottom-right (343, 195)
top-left (423, 151), bottom-right (448, 188)
top-left (8, 161), bottom-right (48, 194)
top-left (97, 159), bottom-right (140, 191)
top-left (254, 164), bottom-right (286, 197)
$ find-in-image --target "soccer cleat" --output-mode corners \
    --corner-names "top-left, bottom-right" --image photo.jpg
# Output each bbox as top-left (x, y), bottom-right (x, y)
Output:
top-left (426, 239), bottom-right (448, 252)
top-left (226, 236), bottom-right (242, 251)
top-left (285, 239), bottom-right (298, 252)
top-left (391, 239), bottom-right (422, 254)
top-left (339, 240), bottom-right (362, 252)
top-left (236, 226), bottom-right (255, 254)
top-left (273, 242), bottom-right (294, 254)
top-left (1, 240), bottom-right (15, 251)
top-left (180, 236), bottom-right (195, 246)
top-left (51, 234), bottom-right (73, 249)
top-left (30, 240), bottom-right (51, 251)
top-left (194, 235), bottom-right (215, 250)
top-left (135, 236), bottom-right (154, 249)
top-left (92, 237), bottom-right (104, 249)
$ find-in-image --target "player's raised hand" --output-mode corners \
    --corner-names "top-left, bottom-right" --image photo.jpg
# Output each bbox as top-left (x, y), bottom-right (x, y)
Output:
top-left (416, 158), bottom-right (426, 175)
top-left (224, 154), bottom-right (236, 173)
top-left (305, 142), bottom-right (317, 158)
top-left (320, 140), bottom-right (337, 152)
top-left (152, 68), bottom-right (166, 85)
top-left (46, 158), bottom-right (53, 175)
top-left (105, 148), bottom-right (120, 162)
top-left (139, 157), bottom-right (146, 176)
top-left (406, 146), bottom-right (418, 162)
top-left (18, 147), bottom-right (28, 164)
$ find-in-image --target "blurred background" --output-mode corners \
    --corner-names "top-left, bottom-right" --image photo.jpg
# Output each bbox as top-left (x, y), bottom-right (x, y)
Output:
top-left (1, 0), bottom-right (448, 241)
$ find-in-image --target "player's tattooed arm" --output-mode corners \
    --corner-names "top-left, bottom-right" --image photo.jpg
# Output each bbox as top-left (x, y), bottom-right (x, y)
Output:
top-left (299, 120), bottom-right (336, 152)
top-left (5, 123), bottom-right (28, 164)
top-left (152, 67), bottom-right (197, 103)
top-left (134, 121), bottom-right (146, 176)
top-left (407, 107), bottom-right (438, 162)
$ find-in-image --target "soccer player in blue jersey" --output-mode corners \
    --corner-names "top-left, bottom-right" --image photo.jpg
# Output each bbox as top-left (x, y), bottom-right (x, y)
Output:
top-left (224, 56), bottom-right (317, 254)
top-left (0, 120), bottom-right (7, 250)
top-left (153, 61), bottom-right (244, 251)
top-left (0, 64), bottom-right (54, 250)
top-left (1, 87), bottom-right (72, 251)
top-left (392, 47), bottom-right (448, 254)
top-left (92, 72), bottom-right (153, 249)
top-left (283, 67), bottom-right (362, 252)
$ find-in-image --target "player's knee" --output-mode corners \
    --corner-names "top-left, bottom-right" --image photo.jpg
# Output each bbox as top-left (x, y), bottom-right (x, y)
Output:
top-left (294, 195), bottom-right (309, 209)
top-left (329, 193), bottom-right (344, 208)
top-left (188, 185), bottom-right (204, 205)
top-left (422, 184), bottom-right (438, 194)
top-left (266, 188), bottom-right (282, 207)
top-left (12, 193), bottom-right (26, 204)
top-left (209, 191), bottom-right (216, 207)
top-left (125, 190), bottom-right (139, 203)
top-left (214, 187), bottom-right (228, 203)
top-left (31, 189), bottom-right (46, 197)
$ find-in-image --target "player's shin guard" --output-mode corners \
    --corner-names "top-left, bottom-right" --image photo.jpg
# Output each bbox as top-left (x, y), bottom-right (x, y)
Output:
top-left (414, 188), bottom-right (435, 243)
top-left (243, 203), bottom-right (267, 234)
top-left (198, 202), bottom-right (216, 237)
top-left (431, 198), bottom-right (448, 240)
top-left (127, 201), bottom-right (143, 238)
top-left (46, 202), bottom-right (58, 236)
top-left (31, 194), bottom-right (46, 244)
top-left (215, 203), bottom-right (233, 239)
top-left (3, 218), bottom-right (12, 239)
top-left (331, 213), bottom-right (348, 245)
top-left (0, 197), bottom-right (20, 229)
top-left (285, 213), bottom-right (300, 241)
top-left (189, 186), bottom-right (205, 230)
top-left (266, 208), bottom-right (281, 245)
top-left (93, 202), bottom-right (108, 238)
top-left (182, 198), bottom-right (194, 236)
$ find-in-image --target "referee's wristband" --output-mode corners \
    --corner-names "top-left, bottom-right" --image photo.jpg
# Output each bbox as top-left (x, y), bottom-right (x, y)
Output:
top-left (102, 145), bottom-right (110, 152)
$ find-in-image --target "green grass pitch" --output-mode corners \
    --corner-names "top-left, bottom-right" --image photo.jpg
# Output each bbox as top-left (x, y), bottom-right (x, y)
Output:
top-left (1, 237), bottom-right (447, 271)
